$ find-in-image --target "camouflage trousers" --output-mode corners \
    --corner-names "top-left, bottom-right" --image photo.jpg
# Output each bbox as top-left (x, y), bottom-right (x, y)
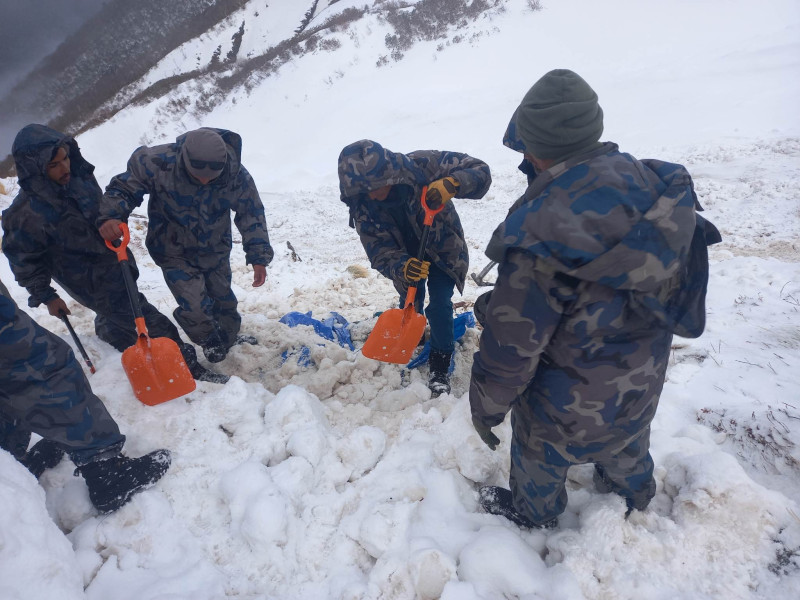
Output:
top-left (1, 281), bottom-right (125, 466)
top-left (160, 256), bottom-right (240, 350)
top-left (56, 251), bottom-right (184, 353)
top-left (509, 410), bottom-right (656, 524)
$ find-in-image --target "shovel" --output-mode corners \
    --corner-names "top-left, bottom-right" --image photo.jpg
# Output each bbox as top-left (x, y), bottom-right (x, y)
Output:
top-left (105, 223), bottom-right (195, 405)
top-left (59, 313), bottom-right (96, 374)
top-left (362, 186), bottom-right (444, 364)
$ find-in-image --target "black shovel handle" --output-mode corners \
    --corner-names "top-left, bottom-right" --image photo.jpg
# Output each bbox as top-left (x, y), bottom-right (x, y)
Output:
top-left (59, 313), bottom-right (96, 374)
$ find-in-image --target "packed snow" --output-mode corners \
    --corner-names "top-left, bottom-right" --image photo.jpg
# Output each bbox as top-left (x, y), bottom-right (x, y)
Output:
top-left (1, 0), bottom-right (799, 598)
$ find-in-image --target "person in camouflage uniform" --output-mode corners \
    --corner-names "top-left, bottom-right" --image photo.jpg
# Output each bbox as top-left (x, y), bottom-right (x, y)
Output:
top-left (1, 124), bottom-right (225, 383)
top-left (470, 69), bottom-right (721, 528)
top-left (97, 128), bottom-right (273, 364)
top-left (0, 277), bottom-right (171, 513)
top-left (338, 139), bottom-right (491, 395)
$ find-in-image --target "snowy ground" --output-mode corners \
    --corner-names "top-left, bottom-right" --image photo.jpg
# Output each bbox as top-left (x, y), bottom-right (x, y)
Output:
top-left (1, 1), bottom-right (800, 599)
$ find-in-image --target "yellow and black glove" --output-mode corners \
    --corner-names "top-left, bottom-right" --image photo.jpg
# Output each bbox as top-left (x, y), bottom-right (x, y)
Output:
top-left (402, 257), bottom-right (430, 283)
top-left (425, 177), bottom-right (460, 209)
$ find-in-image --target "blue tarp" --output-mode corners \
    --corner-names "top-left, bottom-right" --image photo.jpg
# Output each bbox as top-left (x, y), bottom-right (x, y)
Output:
top-left (279, 310), bottom-right (476, 370)
top-left (279, 311), bottom-right (355, 350)
top-left (407, 312), bottom-right (476, 372)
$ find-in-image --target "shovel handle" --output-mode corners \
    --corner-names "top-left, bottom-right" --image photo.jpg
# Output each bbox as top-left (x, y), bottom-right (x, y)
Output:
top-left (402, 186), bottom-right (444, 310)
top-left (59, 313), bottom-right (96, 374)
top-left (104, 222), bottom-right (131, 262)
top-left (104, 223), bottom-right (148, 337)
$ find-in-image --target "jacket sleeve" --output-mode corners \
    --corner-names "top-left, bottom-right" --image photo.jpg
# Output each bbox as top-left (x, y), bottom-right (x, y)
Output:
top-left (97, 148), bottom-right (152, 225)
top-left (1, 217), bottom-right (59, 308)
top-left (408, 150), bottom-right (492, 200)
top-left (352, 205), bottom-right (409, 283)
top-left (469, 249), bottom-right (565, 427)
top-left (232, 166), bottom-right (273, 266)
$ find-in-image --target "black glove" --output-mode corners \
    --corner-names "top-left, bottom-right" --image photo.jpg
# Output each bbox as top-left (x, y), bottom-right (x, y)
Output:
top-left (472, 416), bottom-right (500, 451)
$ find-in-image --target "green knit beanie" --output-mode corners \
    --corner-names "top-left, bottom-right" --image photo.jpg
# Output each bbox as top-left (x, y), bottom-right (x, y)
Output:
top-left (515, 69), bottom-right (604, 161)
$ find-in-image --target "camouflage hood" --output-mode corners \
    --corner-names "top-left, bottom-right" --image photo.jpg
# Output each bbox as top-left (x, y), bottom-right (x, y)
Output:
top-left (337, 140), bottom-right (492, 294)
top-left (486, 143), bottom-right (706, 335)
top-left (338, 139), bottom-right (427, 201)
top-left (10, 124), bottom-right (102, 217)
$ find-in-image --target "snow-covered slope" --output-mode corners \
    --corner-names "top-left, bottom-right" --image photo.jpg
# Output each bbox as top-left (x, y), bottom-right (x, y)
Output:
top-left (1, 0), bottom-right (799, 598)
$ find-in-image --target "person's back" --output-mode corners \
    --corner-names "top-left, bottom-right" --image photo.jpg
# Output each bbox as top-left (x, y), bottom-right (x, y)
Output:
top-left (482, 144), bottom-right (699, 461)
top-left (470, 69), bottom-right (721, 528)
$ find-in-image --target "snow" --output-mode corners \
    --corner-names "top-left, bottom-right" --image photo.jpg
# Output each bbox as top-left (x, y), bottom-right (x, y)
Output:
top-left (1, 0), bottom-right (800, 598)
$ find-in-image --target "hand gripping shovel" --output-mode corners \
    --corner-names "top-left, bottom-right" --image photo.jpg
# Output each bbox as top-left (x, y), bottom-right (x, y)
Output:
top-left (105, 223), bottom-right (195, 405)
top-left (362, 186), bottom-right (444, 364)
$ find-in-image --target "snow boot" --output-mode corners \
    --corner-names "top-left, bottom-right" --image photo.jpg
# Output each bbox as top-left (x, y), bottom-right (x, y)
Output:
top-left (20, 438), bottom-right (65, 479)
top-left (181, 344), bottom-right (229, 384)
top-left (235, 334), bottom-right (258, 346)
top-left (428, 350), bottom-right (452, 397)
top-left (78, 450), bottom-right (171, 513)
top-left (202, 343), bottom-right (228, 363)
top-left (478, 486), bottom-right (557, 530)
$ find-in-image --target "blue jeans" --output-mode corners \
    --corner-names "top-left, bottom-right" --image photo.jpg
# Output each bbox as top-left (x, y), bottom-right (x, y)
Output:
top-left (399, 263), bottom-right (455, 353)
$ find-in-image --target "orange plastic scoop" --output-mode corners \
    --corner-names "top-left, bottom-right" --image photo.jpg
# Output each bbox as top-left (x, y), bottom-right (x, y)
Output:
top-left (106, 223), bottom-right (196, 405)
top-left (362, 287), bottom-right (428, 364)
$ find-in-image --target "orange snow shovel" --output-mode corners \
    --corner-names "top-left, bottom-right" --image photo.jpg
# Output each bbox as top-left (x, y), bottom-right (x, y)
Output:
top-left (105, 223), bottom-right (195, 405)
top-left (362, 186), bottom-right (444, 364)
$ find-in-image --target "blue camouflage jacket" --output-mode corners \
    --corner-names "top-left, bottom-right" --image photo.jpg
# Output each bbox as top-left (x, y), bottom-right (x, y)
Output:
top-left (470, 142), bottom-right (721, 462)
top-left (338, 139), bottom-right (491, 294)
top-left (98, 128), bottom-right (273, 269)
top-left (2, 124), bottom-right (119, 308)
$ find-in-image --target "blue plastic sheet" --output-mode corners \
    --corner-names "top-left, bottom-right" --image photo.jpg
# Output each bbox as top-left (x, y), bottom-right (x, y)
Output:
top-left (279, 310), bottom-right (476, 370)
top-left (279, 311), bottom-right (355, 366)
top-left (279, 311), bottom-right (354, 350)
top-left (407, 311), bottom-right (476, 371)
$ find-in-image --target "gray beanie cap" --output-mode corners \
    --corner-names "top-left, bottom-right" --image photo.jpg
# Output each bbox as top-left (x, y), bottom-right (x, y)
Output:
top-left (515, 69), bottom-right (604, 161)
top-left (181, 128), bottom-right (227, 180)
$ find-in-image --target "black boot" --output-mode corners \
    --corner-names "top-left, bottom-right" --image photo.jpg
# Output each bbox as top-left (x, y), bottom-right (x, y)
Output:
top-left (181, 344), bottom-right (230, 384)
top-left (78, 450), bottom-right (171, 513)
top-left (20, 439), bottom-right (65, 479)
top-left (478, 486), bottom-right (558, 530)
top-left (428, 350), bottom-right (452, 397)
top-left (235, 334), bottom-right (258, 346)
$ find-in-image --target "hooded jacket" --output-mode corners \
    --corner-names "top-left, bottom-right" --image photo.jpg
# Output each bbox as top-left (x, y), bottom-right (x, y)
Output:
top-left (98, 128), bottom-right (272, 269)
top-left (338, 139), bottom-right (491, 294)
top-left (470, 142), bottom-right (721, 462)
top-left (2, 124), bottom-right (117, 307)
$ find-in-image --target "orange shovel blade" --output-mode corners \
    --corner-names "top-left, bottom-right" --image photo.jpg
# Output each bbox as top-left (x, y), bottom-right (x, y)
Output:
top-left (362, 305), bottom-right (427, 364)
top-left (121, 336), bottom-right (196, 406)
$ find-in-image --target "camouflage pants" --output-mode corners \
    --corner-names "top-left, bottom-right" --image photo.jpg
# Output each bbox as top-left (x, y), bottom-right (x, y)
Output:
top-left (161, 257), bottom-right (240, 349)
top-left (56, 252), bottom-right (183, 353)
top-left (1, 281), bottom-right (125, 466)
top-left (509, 411), bottom-right (656, 524)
